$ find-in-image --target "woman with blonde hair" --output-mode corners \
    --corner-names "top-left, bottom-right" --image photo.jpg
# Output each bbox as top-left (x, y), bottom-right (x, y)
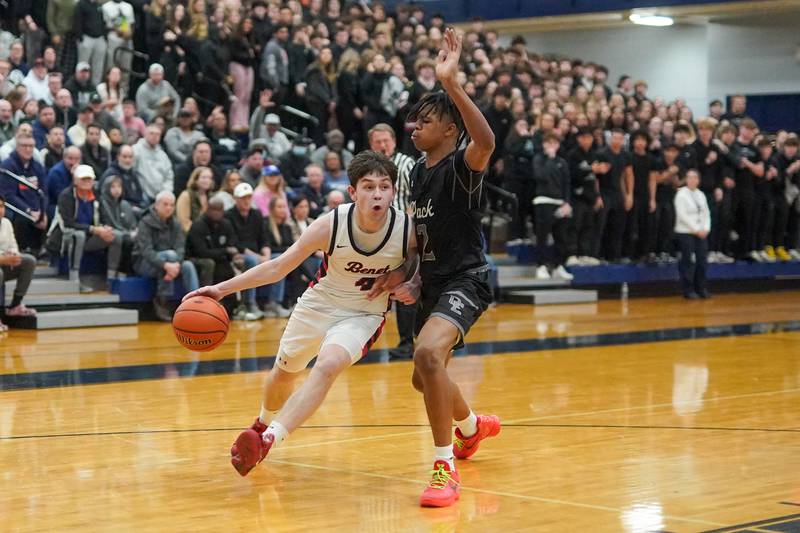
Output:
top-left (253, 165), bottom-right (287, 217)
top-left (336, 48), bottom-right (364, 150)
top-left (176, 166), bottom-right (215, 232)
top-left (212, 169), bottom-right (242, 210)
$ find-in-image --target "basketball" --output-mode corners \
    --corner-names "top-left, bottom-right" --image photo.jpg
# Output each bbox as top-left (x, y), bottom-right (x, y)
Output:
top-left (172, 296), bottom-right (229, 352)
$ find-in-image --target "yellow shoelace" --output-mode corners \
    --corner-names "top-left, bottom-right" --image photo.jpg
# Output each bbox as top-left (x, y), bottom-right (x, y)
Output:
top-left (428, 464), bottom-right (454, 490)
top-left (453, 437), bottom-right (465, 450)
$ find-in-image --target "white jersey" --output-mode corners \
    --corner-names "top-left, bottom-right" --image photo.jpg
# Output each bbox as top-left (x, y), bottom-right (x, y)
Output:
top-left (307, 203), bottom-right (410, 315)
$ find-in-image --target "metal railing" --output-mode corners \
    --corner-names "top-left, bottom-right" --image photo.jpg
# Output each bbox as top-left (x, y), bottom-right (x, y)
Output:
top-left (0, 167), bottom-right (45, 223)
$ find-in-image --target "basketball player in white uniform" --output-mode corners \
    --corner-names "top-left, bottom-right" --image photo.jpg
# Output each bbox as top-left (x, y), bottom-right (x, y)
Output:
top-left (184, 151), bottom-right (418, 476)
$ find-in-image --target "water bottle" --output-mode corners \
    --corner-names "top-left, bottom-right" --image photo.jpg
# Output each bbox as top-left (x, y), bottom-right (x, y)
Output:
top-left (621, 282), bottom-right (629, 301)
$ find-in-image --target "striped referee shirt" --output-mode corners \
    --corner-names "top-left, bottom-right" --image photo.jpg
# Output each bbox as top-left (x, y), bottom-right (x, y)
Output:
top-left (391, 151), bottom-right (415, 213)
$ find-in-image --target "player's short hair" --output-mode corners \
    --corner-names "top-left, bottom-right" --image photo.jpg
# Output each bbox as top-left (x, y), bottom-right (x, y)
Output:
top-left (407, 90), bottom-right (466, 148)
top-left (784, 135), bottom-right (799, 147)
top-left (696, 117), bottom-right (718, 131)
top-left (347, 150), bottom-right (397, 188)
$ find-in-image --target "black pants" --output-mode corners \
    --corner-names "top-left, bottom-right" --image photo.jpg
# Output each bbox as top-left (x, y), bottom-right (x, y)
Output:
top-left (596, 193), bottom-right (626, 261)
top-left (787, 200), bottom-right (800, 250)
top-left (707, 188), bottom-right (734, 254)
top-left (503, 178), bottom-right (534, 240)
top-left (653, 197), bottom-right (675, 255)
top-left (534, 204), bottom-right (569, 267)
top-left (568, 199), bottom-right (596, 258)
top-left (623, 196), bottom-right (652, 260)
top-left (677, 233), bottom-right (708, 296)
top-left (394, 301), bottom-right (416, 348)
top-left (754, 191), bottom-right (774, 250)
top-left (756, 192), bottom-right (789, 249)
top-left (733, 188), bottom-right (756, 255)
top-left (13, 217), bottom-right (44, 256)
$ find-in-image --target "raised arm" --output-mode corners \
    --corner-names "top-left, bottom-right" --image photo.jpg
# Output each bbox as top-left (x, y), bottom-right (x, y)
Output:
top-left (184, 214), bottom-right (331, 301)
top-left (437, 28), bottom-right (495, 172)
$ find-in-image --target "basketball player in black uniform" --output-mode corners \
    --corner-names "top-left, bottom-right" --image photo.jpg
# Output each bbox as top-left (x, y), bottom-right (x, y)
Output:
top-left (377, 28), bottom-right (501, 508)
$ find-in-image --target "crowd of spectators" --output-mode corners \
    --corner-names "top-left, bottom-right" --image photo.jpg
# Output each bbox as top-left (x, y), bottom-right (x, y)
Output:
top-left (0, 1), bottom-right (798, 327)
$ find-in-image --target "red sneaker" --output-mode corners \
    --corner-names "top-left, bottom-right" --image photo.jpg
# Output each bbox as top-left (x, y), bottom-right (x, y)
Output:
top-left (419, 460), bottom-right (461, 507)
top-left (230, 419), bottom-right (273, 476)
top-left (453, 414), bottom-right (501, 460)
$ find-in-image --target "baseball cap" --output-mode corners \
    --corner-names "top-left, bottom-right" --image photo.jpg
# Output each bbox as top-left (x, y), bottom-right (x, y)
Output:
top-left (74, 164), bottom-right (95, 179)
top-left (264, 113), bottom-right (280, 125)
top-left (89, 93), bottom-right (102, 104)
top-left (76, 61), bottom-right (91, 72)
top-left (233, 182), bottom-right (254, 198)
top-left (262, 164), bottom-right (281, 176)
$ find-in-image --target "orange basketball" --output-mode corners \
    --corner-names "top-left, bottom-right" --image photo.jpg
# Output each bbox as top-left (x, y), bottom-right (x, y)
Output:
top-left (172, 296), bottom-right (229, 352)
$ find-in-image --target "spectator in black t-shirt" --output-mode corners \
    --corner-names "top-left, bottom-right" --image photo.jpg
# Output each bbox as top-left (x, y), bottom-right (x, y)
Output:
top-left (627, 130), bottom-right (658, 261)
top-left (693, 118), bottom-right (731, 263)
top-left (532, 133), bottom-right (573, 280)
top-left (186, 197), bottom-right (239, 301)
top-left (566, 127), bottom-right (605, 265)
top-left (673, 123), bottom-right (698, 174)
top-left (755, 136), bottom-right (777, 261)
top-left (709, 99), bottom-right (724, 121)
top-left (595, 128), bottom-right (633, 262)
top-left (769, 136), bottom-right (800, 259)
top-left (652, 143), bottom-right (682, 259)
top-left (714, 124), bottom-right (739, 258)
top-left (731, 118), bottom-right (764, 259)
top-left (721, 94), bottom-right (747, 128)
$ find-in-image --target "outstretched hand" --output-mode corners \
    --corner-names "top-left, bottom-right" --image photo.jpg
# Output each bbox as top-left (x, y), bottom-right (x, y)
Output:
top-left (183, 285), bottom-right (223, 302)
top-left (435, 28), bottom-right (462, 85)
top-left (367, 268), bottom-right (407, 301)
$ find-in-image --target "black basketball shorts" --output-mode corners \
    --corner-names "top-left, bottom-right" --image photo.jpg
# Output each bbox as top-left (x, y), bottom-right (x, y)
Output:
top-left (415, 268), bottom-right (492, 350)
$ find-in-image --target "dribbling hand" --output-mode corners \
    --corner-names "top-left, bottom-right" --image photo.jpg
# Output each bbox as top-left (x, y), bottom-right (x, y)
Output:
top-left (183, 285), bottom-right (223, 302)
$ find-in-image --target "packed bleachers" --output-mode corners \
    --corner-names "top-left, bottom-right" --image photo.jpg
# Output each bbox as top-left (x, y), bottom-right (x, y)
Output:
top-left (0, 1), bottom-right (798, 329)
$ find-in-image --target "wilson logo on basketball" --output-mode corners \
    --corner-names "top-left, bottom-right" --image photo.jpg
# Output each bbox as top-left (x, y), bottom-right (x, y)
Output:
top-left (176, 335), bottom-right (213, 346)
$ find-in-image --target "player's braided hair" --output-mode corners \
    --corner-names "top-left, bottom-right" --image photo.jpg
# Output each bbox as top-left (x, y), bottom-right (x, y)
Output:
top-left (407, 91), bottom-right (468, 149)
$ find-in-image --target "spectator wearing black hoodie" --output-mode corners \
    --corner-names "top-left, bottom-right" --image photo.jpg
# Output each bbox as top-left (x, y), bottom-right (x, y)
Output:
top-left (100, 144), bottom-right (147, 215)
top-left (503, 118), bottom-right (536, 243)
top-left (99, 174), bottom-right (137, 272)
top-left (566, 128), bottom-right (605, 264)
top-left (185, 197), bottom-right (240, 300)
top-left (532, 133), bottom-right (573, 281)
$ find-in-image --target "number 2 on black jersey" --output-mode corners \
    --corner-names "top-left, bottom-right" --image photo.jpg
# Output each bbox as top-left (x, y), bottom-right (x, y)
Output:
top-left (416, 224), bottom-right (436, 262)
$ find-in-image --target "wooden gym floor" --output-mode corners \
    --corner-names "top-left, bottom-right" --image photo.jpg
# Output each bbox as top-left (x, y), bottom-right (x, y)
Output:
top-left (2, 291), bottom-right (800, 532)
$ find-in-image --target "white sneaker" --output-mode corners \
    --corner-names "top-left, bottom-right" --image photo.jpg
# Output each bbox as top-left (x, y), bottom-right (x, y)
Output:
top-left (707, 251), bottom-right (719, 264)
top-left (760, 250), bottom-right (776, 263)
top-left (506, 238), bottom-right (523, 247)
top-left (717, 252), bottom-right (735, 264)
top-left (275, 304), bottom-right (292, 318)
top-left (535, 265), bottom-right (551, 280)
top-left (790, 249), bottom-right (800, 261)
top-left (565, 256), bottom-right (582, 267)
top-left (552, 265), bottom-right (574, 281)
top-left (749, 250), bottom-right (764, 263)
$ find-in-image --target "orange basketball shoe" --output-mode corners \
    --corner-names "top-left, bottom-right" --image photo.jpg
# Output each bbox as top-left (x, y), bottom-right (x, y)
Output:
top-left (419, 461), bottom-right (461, 507)
top-left (453, 414), bottom-right (501, 460)
top-left (231, 419), bottom-right (274, 476)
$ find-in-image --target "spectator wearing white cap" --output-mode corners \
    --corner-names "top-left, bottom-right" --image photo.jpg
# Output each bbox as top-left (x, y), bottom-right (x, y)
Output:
top-left (46, 164), bottom-right (125, 287)
top-left (135, 63), bottom-right (180, 122)
top-left (74, 0), bottom-right (107, 86)
top-left (64, 62), bottom-right (97, 109)
top-left (251, 112), bottom-right (291, 161)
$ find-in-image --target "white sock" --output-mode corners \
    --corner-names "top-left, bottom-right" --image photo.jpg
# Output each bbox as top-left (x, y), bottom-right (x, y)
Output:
top-left (456, 411), bottom-right (478, 438)
top-left (434, 445), bottom-right (455, 469)
top-left (259, 406), bottom-right (279, 425)
top-left (265, 421), bottom-right (289, 448)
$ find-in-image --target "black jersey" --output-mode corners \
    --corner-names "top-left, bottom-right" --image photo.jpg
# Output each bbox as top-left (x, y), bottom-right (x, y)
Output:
top-left (409, 148), bottom-right (488, 284)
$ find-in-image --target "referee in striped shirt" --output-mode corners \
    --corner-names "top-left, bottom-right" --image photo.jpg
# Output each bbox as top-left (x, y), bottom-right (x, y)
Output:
top-left (369, 123), bottom-right (416, 359)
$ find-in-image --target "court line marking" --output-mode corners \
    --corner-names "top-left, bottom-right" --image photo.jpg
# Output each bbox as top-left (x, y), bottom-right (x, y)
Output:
top-left (3, 386), bottom-right (800, 441)
top-left (265, 457), bottom-right (727, 528)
